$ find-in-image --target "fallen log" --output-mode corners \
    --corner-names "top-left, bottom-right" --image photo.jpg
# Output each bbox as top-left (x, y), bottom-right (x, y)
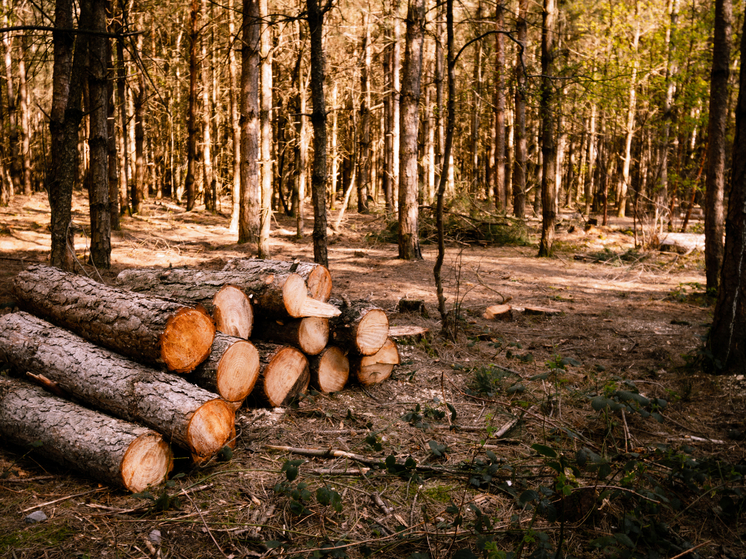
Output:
top-left (115, 265), bottom-right (339, 320)
top-left (251, 341), bottom-right (310, 407)
top-left (0, 312), bottom-right (235, 463)
top-left (309, 346), bottom-right (349, 393)
top-left (223, 258), bottom-right (333, 302)
top-left (189, 333), bottom-right (261, 403)
top-left (0, 377), bottom-right (173, 493)
top-left (13, 264), bottom-right (215, 373)
top-left (116, 268), bottom-right (253, 339)
top-left (252, 316), bottom-right (329, 356)
top-left (350, 338), bottom-right (400, 386)
top-left (329, 299), bottom-right (389, 356)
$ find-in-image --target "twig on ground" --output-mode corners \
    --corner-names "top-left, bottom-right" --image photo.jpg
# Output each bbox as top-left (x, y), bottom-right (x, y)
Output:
top-left (181, 488), bottom-right (230, 558)
top-left (21, 487), bottom-right (106, 513)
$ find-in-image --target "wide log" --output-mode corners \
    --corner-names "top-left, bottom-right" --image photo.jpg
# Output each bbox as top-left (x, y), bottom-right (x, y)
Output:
top-left (252, 316), bottom-right (329, 356)
top-left (309, 346), bottom-right (350, 393)
top-left (0, 312), bottom-right (235, 463)
top-left (190, 333), bottom-right (260, 403)
top-left (251, 341), bottom-right (310, 407)
top-left (13, 264), bottom-right (215, 373)
top-left (223, 258), bottom-right (333, 302)
top-left (115, 265), bottom-right (339, 320)
top-left (350, 338), bottom-right (400, 386)
top-left (329, 298), bottom-right (389, 356)
top-left (0, 377), bottom-right (173, 493)
top-left (116, 268), bottom-right (253, 338)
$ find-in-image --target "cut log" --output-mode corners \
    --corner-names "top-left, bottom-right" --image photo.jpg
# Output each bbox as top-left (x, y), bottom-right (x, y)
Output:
top-left (309, 346), bottom-right (350, 393)
top-left (350, 338), bottom-right (400, 386)
top-left (0, 312), bottom-right (235, 463)
top-left (116, 265), bottom-right (339, 320)
top-left (0, 377), bottom-right (173, 493)
top-left (116, 268), bottom-right (253, 339)
top-left (13, 264), bottom-right (215, 373)
top-left (252, 317), bottom-right (329, 356)
top-left (388, 325), bottom-right (430, 341)
top-left (483, 304), bottom-right (513, 321)
top-left (329, 299), bottom-right (389, 356)
top-left (251, 341), bottom-right (310, 407)
top-left (223, 258), bottom-right (333, 302)
top-left (190, 333), bottom-right (261, 403)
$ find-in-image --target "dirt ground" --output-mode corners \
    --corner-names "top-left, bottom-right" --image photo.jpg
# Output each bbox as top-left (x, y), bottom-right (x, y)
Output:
top-left (0, 192), bottom-right (743, 559)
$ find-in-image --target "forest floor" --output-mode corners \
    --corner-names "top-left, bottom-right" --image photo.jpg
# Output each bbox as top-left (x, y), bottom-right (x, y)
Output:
top-left (0, 192), bottom-right (744, 559)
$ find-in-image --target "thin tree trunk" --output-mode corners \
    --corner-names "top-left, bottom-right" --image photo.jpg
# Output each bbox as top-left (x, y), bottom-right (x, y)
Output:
top-left (228, 0), bottom-right (241, 233)
top-left (17, 14), bottom-right (32, 195)
top-left (115, 1), bottom-right (130, 214)
top-left (184, 0), bottom-right (200, 211)
top-left (398, 0), bottom-right (425, 261)
top-left (258, 0), bottom-right (273, 258)
top-left (538, 0), bottom-right (557, 257)
top-left (132, 30), bottom-right (146, 213)
top-left (358, 10), bottom-right (371, 214)
top-left (585, 102), bottom-right (597, 215)
top-left (618, 1), bottom-right (640, 218)
top-left (434, 0), bottom-right (444, 199)
top-left (2, 0), bottom-right (21, 193)
top-left (105, 0), bottom-right (120, 229)
top-left (469, 1), bottom-right (483, 194)
top-left (201, 0), bottom-right (215, 211)
top-left (239, 0), bottom-right (260, 244)
top-left (705, 0), bottom-right (732, 292)
top-left (513, 0), bottom-right (528, 218)
top-left (493, 1), bottom-right (506, 211)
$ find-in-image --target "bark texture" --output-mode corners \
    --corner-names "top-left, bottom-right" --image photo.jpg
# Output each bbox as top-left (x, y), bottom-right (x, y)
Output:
top-left (14, 264), bottom-right (215, 373)
top-left (0, 377), bottom-right (173, 493)
top-left (0, 312), bottom-right (234, 462)
top-left (223, 258), bottom-right (332, 302)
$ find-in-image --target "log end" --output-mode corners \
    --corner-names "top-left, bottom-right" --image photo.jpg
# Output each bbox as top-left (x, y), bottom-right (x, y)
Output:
top-left (213, 285), bottom-right (254, 339)
top-left (187, 399), bottom-right (236, 464)
top-left (354, 338), bottom-right (400, 387)
top-left (282, 274), bottom-right (311, 317)
top-left (307, 265), bottom-right (333, 302)
top-left (161, 307), bottom-right (216, 373)
top-left (314, 346), bottom-right (350, 393)
top-left (216, 340), bottom-right (261, 402)
top-left (355, 309), bottom-right (390, 355)
top-left (120, 431), bottom-right (174, 493)
top-left (263, 347), bottom-right (310, 407)
top-left (298, 318), bottom-right (329, 356)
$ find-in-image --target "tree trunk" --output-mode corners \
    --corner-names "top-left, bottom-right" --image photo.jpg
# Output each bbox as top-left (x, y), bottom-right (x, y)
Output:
top-left (14, 264), bottom-right (215, 373)
top-left (190, 333), bottom-right (260, 403)
top-left (350, 338), bottom-right (400, 386)
top-left (329, 298), bottom-right (389, 356)
top-left (228, 0), bottom-right (242, 233)
top-left (493, 1), bottom-right (506, 210)
top-left (398, 0), bottom-right (425, 261)
top-left (184, 0), bottom-right (200, 211)
top-left (105, 5), bottom-right (120, 229)
top-left (252, 316), bottom-right (329, 356)
top-left (259, 0), bottom-right (273, 258)
top-left (0, 312), bottom-right (234, 463)
top-left (87, 0), bottom-right (111, 269)
top-left (584, 102), bottom-right (597, 215)
top-left (0, 377), bottom-right (173, 493)
top-left (309, 346), bottom-right (349, 393)
top-left (115, 4), bottom-right (130, 215)
top-left (358, 11), bottom-right (371, 214)
top-left (17, 15), bottom-right (32, 195)
top-left (201, 0), bottom-right (215, 211)
top-left (513, 0), bottom-right (528, 218)
top-left (705, 0), bottom-right (732, 292)
top-left (618, 1), bottom-right (640, 218)
top-left (223, 257), bottom-right (332, 302)
top-left (239, 0), bottom-right (261, 243)
top-left (307, 0), bottom-right (329, 266)
top-left (2, 0), bottom-right (21, 193)
top-left (538, 0), bottom-right (557, 257)
top-left (250, 342), bottom-right (310, 407)
top-left (469, 1), bottom-right (483, 193)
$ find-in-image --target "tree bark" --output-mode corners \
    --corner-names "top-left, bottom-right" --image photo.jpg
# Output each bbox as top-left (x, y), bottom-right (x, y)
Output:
top-left (258, 0), bottom-right (273, 258)
top-left (2, 0), bottom-right (21, 193)
top-left (17, 9), bottom-right (32, 196)
top-left (228, 0), bottom-right (242, 233)
top-left (252, 316), bottom-right (329, 356)
top-left (190, 333), bottom-right (260, 403)
top-left (14, 264), bottom-right (215, 373)
top-left (250, 341), bottom-right (310, 407)
top-left (223, 257), bottom-right (332, 302)
top-left (358, 11), bottom-right (371, 214)
top-left (513, 0), bottom-right (528, 218)
top-left (705, 0), bottom-right (732, 292)
top-left (0, 376), bottom-right (173, 493)
top-left (398, 0), bottom-right (425, 261)
top-left (201, 0), bottom-right (215, 211)
top-left (538, 0), bottom-right (557, 257)
top-left (708, 13), bottom-right (746, 374)
top-left (350, 338), bottom-right (399, 386)
top-left (309, 346), bottom-right (349, 393)
top-left (0, 312), bottom-right (234, 463)
top-left (87, 0), bottom-right (111, 269)
top-left (184, 0), bottom-right (200, 211)
top-left (307, 0), bottom-right (330, 266)
top-left (493, 1), bottom-right (506, 210)
top-left (329, 298), bottom-right (389, 356)
top-left (618, 0), bottom-right (640, 218)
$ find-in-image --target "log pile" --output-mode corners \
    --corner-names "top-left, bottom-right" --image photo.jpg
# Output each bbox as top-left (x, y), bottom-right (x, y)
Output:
top-left (0, 258), bottom-right (400, 492)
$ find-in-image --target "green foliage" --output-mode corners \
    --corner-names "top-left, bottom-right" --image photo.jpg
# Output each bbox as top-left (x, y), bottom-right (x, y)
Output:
top-left (467, 364), bottom-right (521, 397)
top-left (591, 379), bottom-right (667, 423)
top-left (131, 474), bottom-right (184, 512)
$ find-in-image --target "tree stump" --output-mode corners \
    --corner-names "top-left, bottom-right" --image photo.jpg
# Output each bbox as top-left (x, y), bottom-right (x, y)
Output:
top-left (309, 346), bottom-right (350, 393)
top-left (350, 338), bottom-right (400, 386)
top-left (329, 298), bottom-right (389, 355)
top-left (13, 264), bottom-right (215, 373)
top-left (0, 312), bottom-right (235, 463)
top-left (252, 317), bottom-right (329, 356)
top-left (0, 377), bottom-right (173, 493)
top-left (190, 333), bottom-right (261, 403)
top-left (223, 258), bottom-right (333, 302)
top-left (251, 342), bottom-right (310, 407)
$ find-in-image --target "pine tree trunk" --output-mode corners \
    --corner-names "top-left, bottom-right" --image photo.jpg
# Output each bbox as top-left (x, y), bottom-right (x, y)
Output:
top-left (2, 0), bottom-right (21, 193)
top-left (0, 377), bottom-right (173, 493)
top-left (494, 1), bottom-right (506, 210)
top-left (201, 0), bottom-right (215, 211)
top-left (259, 0), bottom-right (273, 258)
top-left (14, 264), bottom-right (215, 373)
top-left (184, 0), bottom-right (200, 211)
top-left (513, 0), bottom-right (528, 219)
top-left (0, 312), bottom-right (234, 463)
top-left (538, 0), bottom-right (557, 257)
top-left (228, 0), bottom-right (241, 233)
top-left (358, 11), bottom-right (371, 214)
top-left (17, 15), bottom-right (32, 195)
